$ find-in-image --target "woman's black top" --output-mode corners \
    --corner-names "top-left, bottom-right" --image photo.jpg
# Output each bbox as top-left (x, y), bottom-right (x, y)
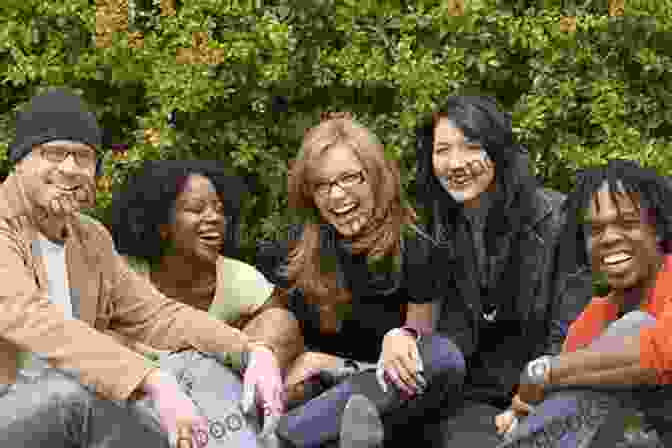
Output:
top-left (256, 224), bottom-right (436, 363)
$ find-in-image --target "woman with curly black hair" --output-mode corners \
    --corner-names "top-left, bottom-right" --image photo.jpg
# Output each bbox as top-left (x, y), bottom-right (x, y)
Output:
top-left (109, 159), bottom-right (303, 371)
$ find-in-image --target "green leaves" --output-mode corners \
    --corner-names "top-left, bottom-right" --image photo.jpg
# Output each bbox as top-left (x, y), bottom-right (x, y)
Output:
top-left (1, 3), bottom-right (671, 289)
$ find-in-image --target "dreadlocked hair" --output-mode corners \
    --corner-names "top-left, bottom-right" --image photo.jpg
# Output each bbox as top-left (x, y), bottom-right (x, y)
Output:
top-left (557, 159), bottom-right (672, 284)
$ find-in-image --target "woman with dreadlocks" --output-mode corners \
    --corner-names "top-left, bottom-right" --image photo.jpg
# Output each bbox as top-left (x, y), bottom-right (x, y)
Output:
top-left (412, 96), bottom-right (593, 445)
top-left (263, 112), bottom-right (466, 448)
top-left (494, 159), bottom-right (672, 447)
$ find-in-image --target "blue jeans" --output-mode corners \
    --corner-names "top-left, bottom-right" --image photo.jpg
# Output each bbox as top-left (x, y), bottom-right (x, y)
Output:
top-left (496, 311), bottom-right (672, 448)
top-left (0, 367), bottom-right (167, 448)
top-left (276, 334), bottom-right (466, 447)
top-left (0, 350), bottom-right (257, 448)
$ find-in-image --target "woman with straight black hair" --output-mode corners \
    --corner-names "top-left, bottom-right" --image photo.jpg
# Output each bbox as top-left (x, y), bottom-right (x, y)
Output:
top-left (412, 96), bottom-right (592, 445)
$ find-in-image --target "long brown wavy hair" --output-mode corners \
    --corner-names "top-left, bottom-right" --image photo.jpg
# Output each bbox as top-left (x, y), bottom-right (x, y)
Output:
top-left (286, 112), bottom-right (416, 306)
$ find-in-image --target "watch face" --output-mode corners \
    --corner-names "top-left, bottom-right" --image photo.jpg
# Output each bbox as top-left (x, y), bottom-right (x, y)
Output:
top-left (532, 362), bottom-right (546, 377)
top-left (527, 358), bottom-right (548, 382)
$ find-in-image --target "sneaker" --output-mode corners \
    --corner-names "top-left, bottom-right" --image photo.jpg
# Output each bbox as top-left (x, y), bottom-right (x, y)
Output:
top-left (339, 394), bottom-right (384, 448)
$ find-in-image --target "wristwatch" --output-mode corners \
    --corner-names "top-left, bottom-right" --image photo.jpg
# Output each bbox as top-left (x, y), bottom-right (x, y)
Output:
top-left (522, 356), bottom-right (552, 386)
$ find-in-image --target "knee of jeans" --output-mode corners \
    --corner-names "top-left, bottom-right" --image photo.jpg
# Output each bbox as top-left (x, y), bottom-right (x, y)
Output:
top-left (421, 335), bottom-right (466, 383)
top-left (43, 375), bottom-right (91, 407)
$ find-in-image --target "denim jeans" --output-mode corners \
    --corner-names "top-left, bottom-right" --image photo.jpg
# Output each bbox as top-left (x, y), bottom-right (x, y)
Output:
top-left (0, 367), bottom-right (167, 448)
top-left (494, 311), bottom-right (671, 448)
top-left (276, 334), bottom-right (466, 448)
top-left (0, 349), bottom-right (260, 448)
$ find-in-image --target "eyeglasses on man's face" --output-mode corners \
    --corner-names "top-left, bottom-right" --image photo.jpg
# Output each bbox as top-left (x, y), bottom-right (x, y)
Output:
top-left (313, 170), bottom-right (366, 198)
top-left (39, 146), bottom-right (97, 169)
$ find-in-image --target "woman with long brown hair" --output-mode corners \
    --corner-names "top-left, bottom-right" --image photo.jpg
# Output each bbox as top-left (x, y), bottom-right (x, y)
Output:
top-left (263, 112), bottom-right (466, 448)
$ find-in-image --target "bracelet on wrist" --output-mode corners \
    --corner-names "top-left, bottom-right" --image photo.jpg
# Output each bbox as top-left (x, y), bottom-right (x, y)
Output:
top-left (399, 326), bottom-right (421, 342)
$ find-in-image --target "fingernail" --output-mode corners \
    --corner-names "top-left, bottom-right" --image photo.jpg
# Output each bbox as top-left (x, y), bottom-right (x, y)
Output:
top-left (400, 388), bottom-right (414, 400)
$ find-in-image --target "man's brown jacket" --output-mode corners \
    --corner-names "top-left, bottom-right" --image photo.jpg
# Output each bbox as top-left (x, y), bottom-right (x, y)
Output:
top-left (0, 173), bottom-right (249, 402)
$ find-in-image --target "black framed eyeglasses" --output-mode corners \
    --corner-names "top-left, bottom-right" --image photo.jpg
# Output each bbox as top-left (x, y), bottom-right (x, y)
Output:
top-left (39, 146), bottom-right (97, 169)
top-left (313, 171), bottom-right (366, 198)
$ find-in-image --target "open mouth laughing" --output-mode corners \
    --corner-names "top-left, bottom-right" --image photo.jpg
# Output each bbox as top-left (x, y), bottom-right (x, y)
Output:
top-left (449, 175), bottom-right (474, 189)
top-left (199, 231), bottom-right (224, 248)
top-left (600, 251), bottom-right (634, 275)
top-left (330, 202), bottom-right (359, 219)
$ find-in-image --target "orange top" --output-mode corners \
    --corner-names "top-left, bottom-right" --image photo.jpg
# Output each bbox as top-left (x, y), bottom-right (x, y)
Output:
top-left (562, 256), bottom-right (672, 383)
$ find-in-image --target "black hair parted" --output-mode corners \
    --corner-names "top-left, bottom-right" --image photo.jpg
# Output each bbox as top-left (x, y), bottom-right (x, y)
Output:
top-left (557, 159), bottom-right (672, 276)
top-left (415, 95), bottom-right (539, 247)
top-left (109, 159), bottom-right (247, 262)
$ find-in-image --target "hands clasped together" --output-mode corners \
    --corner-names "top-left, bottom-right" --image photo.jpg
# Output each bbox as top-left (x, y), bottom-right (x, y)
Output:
top-left (376, 328), bottom-right (427, 398)
top-left (495, 356), bottom-right (552, 436)
top-left (143, 344), bottom-right (284, 448)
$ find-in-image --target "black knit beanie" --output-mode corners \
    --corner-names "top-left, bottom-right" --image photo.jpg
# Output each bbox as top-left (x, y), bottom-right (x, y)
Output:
top-left (9, 88), bottom-right (103, 175)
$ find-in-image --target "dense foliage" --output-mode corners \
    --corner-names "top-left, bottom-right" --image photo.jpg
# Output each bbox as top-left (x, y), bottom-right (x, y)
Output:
top-left (1, 0), bottom-right (672, 264)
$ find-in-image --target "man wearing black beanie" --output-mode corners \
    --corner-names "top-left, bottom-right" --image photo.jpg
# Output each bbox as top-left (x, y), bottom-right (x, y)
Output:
top-left (7, 88), bottom-right (103, 241)
top-left (0, 89), bottom-right (286, 448)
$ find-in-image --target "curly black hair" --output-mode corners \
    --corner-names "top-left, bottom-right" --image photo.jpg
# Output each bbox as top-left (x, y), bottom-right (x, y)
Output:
top-left (556, 159), bottom-right (672, 285)
top-left (109, 159), bottom-right (247, 262)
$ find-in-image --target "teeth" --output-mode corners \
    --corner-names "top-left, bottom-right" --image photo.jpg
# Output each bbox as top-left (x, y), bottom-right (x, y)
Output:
top-left (332, 204), bottom-right (357, 214)
top-left (603, 253), bottom-right (632, 264)
top-left (200, 234), bottom-right (222, 240)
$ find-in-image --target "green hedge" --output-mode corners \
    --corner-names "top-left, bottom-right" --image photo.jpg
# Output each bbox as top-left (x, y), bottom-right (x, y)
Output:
top-left (2, 0), bottom-right (672, 264)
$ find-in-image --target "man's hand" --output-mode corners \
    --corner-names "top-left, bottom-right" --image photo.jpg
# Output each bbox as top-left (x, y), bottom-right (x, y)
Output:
top-left (376, 328), bottom-right (426, 397)
top-left (510, 394), bottom-right (535, 415)
top-left (495, 395), bottom-right (534, 436)
top-left (241, 344), bottom-right (285, 438)
top-left (516, 382), bottom-right (545, 408)
top-left (517, 356), bottom-right (552, 406)
top-left (140, 370), bottom-right (209, 448)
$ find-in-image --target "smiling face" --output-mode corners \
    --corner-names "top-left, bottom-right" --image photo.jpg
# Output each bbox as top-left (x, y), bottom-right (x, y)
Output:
top-left (16, 140), bottom-right (96, 218)
top-left (159, 174), bottom-right (227, 266)
top-left (432, 116), bottom-right (495, 208)
top-left (586, 180), bottom-right (663, 292)
top-left (310, 144), bottom-right (375, 238)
